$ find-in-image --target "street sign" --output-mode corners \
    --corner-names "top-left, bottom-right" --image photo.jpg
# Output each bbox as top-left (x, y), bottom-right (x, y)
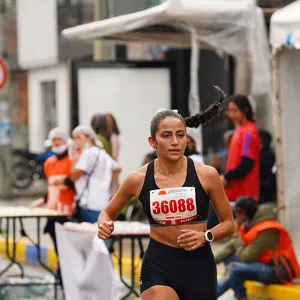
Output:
top-left (0, 59), bottom-right (8, 90)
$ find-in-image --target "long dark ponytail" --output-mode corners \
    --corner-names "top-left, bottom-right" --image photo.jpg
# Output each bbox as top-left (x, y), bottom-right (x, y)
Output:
top-left (184, 86), bottom-right (226, 128)
top-left (150, 86), bottom-right (226, 139)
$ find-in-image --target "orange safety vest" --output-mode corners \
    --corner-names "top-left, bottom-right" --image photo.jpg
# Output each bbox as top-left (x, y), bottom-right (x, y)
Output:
top-left (44, 154), bottom-right (75, 215)
top-left (240, 220), bottom-right (300, 285)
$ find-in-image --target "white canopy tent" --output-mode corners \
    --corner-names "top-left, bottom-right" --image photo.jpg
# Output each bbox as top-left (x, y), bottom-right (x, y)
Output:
top-left (270, 0), bottom-right (300, 50)
top-left (270, 0), bottom-right (300, 260)
top-left (62, 0), bottom-right (272, 153)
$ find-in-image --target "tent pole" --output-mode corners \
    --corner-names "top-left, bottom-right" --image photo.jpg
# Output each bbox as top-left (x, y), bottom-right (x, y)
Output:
top-left (188, 27), bottom-right (203, 154)
top-left (272, 50), bottom-right (285, 225)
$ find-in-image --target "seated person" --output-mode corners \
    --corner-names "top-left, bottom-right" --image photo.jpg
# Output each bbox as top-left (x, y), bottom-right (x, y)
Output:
top-left (215, 196), bottom-right (300, 300)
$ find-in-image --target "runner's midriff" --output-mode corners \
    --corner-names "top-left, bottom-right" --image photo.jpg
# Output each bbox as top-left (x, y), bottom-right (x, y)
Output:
top-left (150, 222), bottom-right (207, 248)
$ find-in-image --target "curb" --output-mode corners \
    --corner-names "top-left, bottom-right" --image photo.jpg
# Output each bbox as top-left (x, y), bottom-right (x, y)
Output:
top-left (0, 237), bottom-right (140, 282)
top-left (245, 281), bottom-right (300, 300)
top-left (1, 238), bottom-right (300, 299)
top-left (0, 237), bottom-right (57, 270)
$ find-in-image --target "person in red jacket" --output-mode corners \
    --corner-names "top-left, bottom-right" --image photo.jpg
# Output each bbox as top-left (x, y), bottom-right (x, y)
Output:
top-left (208, 95), bottom-right (260, 229)
top-left (221, 95), bottom-right (260, 201)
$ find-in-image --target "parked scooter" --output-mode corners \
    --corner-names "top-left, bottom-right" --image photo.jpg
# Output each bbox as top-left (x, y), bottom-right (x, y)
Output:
top-left (12, 149), bottom-right (54, 189)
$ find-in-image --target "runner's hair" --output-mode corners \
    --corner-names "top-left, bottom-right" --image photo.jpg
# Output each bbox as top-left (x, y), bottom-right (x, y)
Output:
top-left (150, 86), bottom-right (226, 139)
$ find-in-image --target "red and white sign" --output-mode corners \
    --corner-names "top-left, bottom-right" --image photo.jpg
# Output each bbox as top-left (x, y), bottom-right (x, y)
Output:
top-left (0, 60), bottom-right (8, 90)
top-left (150, 187), bottom-right (198, 226)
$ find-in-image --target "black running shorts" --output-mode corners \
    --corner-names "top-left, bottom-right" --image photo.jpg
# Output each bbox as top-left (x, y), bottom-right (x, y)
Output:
top-left (140, 238), bottom-right (217, 299)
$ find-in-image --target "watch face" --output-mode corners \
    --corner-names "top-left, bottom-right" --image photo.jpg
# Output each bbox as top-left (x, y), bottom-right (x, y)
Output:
top-left (206, 231), bottom-right (214, 241)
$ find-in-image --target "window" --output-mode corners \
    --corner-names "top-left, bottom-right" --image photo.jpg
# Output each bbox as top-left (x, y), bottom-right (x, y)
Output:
top-left (57, 0), bottom-right (94, 33)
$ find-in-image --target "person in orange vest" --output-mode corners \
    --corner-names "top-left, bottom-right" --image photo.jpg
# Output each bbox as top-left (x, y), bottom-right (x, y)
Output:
top-left (215, 196), bottom-right (300, 300)
top-left (31, 127), bottom-right (76, 280)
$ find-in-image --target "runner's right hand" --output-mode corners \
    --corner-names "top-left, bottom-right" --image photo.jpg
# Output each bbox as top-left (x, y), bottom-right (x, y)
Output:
top-left (97, 220), bottom-right (114, 240)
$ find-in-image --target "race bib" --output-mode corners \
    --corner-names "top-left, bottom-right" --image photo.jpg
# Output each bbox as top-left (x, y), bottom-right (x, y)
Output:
top-left (150, 187), bottom-right (198, 225)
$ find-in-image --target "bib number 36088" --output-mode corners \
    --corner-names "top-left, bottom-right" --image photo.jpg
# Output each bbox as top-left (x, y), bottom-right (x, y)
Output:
top-left (150, 187), bottom-right (197, 225)
top-left (152, 198), bottom-right (195, 214)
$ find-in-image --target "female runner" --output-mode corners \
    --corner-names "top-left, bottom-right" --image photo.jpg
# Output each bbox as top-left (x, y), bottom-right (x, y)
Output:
top-left (98, 87), bottom-right (235, 300)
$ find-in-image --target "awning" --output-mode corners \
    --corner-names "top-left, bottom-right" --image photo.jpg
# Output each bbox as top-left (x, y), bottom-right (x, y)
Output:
top-left (270, 0), bottom-right (300, 50)
top-left (62, 0), bottom-right (256, 55)
top-left (62, 0), bottom-right (271, 96)
top-left (62, 0), bottom-right (272, 131)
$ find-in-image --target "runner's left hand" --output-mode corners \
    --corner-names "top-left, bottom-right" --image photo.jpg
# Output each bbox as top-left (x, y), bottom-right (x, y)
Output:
top-left (177, 229), bottom-right (206, 251)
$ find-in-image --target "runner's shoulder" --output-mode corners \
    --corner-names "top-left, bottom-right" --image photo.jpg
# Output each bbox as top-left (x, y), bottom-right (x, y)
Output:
top-left (192, 160), bottom-right (219, 181)
top-left (123, 164), bottom-right (147, 187)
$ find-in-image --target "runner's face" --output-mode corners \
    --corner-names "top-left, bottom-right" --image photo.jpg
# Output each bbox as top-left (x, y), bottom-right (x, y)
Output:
top-left (154, 117), bottom-right (187, 161)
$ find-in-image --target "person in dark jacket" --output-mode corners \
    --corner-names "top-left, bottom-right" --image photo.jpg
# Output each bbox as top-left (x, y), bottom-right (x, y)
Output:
top-left (259, 129), bottom-right (276, 203)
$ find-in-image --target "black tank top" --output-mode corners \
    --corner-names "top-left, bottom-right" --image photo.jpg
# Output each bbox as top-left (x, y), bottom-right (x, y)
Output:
top-left (138, 157), bottom-right (210, 226)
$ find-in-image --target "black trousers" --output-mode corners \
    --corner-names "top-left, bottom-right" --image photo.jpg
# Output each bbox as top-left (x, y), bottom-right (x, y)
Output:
top-left (44, 217), bottom-right (68, 254)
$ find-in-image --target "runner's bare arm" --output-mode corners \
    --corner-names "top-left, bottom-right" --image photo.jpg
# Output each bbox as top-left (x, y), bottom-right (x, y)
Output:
top-left (97, 171), bottom-right (144, 239)
top-left (98, 171), bottom-right (144, 222)
top-left (197, 165), bottom-right (235, 240)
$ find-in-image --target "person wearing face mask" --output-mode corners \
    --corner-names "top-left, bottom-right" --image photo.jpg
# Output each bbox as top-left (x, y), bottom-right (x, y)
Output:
top-left (71, 125), bottom-right (121, 223)
top-left (30, 127), bottom-right (76, 282)
top-left (31, 127), bottom-right (76, 213)
top-left (215, 196), bottom-right (300, 300)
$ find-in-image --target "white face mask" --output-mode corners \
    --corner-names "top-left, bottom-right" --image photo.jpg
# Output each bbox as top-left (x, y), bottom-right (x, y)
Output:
top-left (83, 143), bottom-right (91, 150)
top-left (52, 144), bottom-right (68, 154)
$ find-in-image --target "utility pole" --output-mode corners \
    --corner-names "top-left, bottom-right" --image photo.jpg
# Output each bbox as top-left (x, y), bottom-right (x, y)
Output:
top-left (0, 0), bottom-right (12, 198)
